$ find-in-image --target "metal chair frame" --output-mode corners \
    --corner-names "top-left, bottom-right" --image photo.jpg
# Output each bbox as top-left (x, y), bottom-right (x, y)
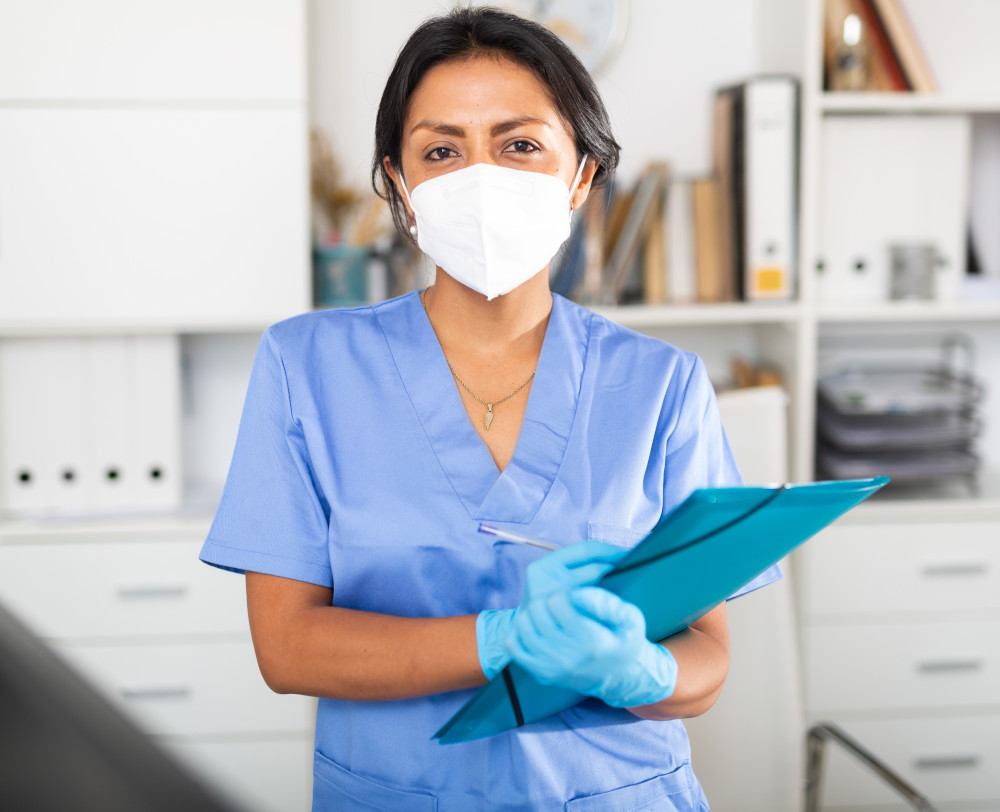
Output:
top-left (805, 723), bottom-right (937, 812)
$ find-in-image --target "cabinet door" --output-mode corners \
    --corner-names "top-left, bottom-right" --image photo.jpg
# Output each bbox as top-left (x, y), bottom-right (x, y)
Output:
top-left (56, 639), bottom-right (314, 737)
top-left (0, 539), bottom-right (247, 638)
top-left (813, 715), bottom-right (1000, 807)
top-left (797, 521), bottom-right (1000, 617)
top-left (168, 737), bottom-right (314, 812)
top-left (0, 108), bottom-right (309, 324)
top-left (0, 0), bottom-right (305, 101)
top-left (804, 618), bottom-right (1000, 713)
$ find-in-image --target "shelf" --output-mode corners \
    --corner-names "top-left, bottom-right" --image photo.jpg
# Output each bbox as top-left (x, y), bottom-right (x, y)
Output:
top-left (0, 314), bottom-right (288, 338)
top-left (837, 469), bottom-right (1000, 520)
top-left (817, 300), bottom-right (1000, 324)
top-left (593, 302), bottom-right (802, 328)
top-left (0, 512), bottom-right (213, 543)
top-left (816, 92), bottom-right (1000, 116)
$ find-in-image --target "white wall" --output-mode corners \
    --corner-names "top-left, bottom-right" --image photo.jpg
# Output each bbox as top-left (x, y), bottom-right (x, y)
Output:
top-left (308, 0), bottom-right (804, 194)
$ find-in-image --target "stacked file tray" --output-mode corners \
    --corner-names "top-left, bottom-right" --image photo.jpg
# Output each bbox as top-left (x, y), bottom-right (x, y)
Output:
top-left (816, 336), bottom-right (983, 490)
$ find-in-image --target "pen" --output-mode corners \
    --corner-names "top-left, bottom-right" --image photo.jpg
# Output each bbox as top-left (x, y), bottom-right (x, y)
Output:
top-left (478, 523), bottom-right (559, 551)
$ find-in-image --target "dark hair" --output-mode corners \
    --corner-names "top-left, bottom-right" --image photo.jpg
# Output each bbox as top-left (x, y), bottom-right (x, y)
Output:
top-left (371, 6), bottom-right (621, 237)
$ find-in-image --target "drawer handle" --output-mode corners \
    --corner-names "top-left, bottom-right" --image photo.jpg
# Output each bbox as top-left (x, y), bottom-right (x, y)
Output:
top-left (913, 755), bottom-right (979, 771)
top-left (115, 584), bottom-right (189, 600)
top-left (916, 659), bottom-right (984, 674)
top-left (120, 686), bottom-right (192, 701)
top-left (921, 563), bottom-right (988, 578)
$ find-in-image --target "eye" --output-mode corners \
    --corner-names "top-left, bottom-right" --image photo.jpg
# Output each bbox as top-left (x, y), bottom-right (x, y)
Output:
top-left (424, 146), bottom-right (457, 161)
top-left (503, 139), bottom-right (539, 155)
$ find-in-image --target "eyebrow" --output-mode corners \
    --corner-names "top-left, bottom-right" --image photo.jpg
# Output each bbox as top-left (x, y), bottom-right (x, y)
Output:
top-left (408, 117), bottom-right (550, 137)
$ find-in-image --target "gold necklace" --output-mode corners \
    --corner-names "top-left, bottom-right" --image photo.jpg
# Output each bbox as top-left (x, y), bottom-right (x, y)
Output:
top-left (420, 289), bottom-right (536, 431)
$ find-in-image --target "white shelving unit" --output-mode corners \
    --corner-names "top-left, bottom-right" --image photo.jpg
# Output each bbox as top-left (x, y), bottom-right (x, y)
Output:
top-left (791, 2), bottom-right (1000, 809)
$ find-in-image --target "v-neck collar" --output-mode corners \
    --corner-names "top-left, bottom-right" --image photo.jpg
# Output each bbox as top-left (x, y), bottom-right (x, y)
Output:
top-left (376, 291), bottom-right (590, 524)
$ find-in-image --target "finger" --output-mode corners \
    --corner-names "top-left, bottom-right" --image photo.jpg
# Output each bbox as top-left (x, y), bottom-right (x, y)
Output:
top-left (545, 591), bottom-right (622, 659)
top-left (528, 541), bottom-right (626, 596)
top-left (569, 587), bottom-right (647, 636)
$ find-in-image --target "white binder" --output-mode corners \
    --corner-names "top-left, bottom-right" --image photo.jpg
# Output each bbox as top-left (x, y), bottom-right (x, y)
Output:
top-left (665, 178), bottom-right (697, 305)
top-left (742, 76), bottom-right (798, 301)
top-left (0, 338), bottom-right (92, 516)
top-left (84, 337), bottom-right (134, 514)
top-left (129, 335), bottom-right (182, 512)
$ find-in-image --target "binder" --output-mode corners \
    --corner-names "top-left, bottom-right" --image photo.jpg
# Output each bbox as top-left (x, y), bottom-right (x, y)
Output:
top-left (742, 77), bottom-right (798, 300)
top-left (715, 77), bottom-right (799, 301)
top-left (85, 337), bottom-right (134, 514)
top-left (0, 338), bottom-right (91, 516)
top-left (128, 335), bottom-right (183, 512)
top-left (434, 477), bottom-right (888, 744)
top-left (664, 178), bottom-right (697, 305)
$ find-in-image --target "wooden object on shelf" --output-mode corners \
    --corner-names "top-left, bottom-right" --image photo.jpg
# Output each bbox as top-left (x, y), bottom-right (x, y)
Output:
top-left (870, 0), bottom-right (936, 92)
top-left (692, 176), bottom-right (730, 303)
top-left (601, 162), bottom-right (670, 304)
top-left (642, 189), bottom-right (668, 305)
top-left (712, 90), bottom-right (739, 298)
top-left (824, 0), bottom-right (909, 92)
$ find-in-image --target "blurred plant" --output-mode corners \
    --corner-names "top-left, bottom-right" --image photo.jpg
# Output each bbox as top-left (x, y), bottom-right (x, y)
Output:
top-left (310, 128), bottom-right (363, 243)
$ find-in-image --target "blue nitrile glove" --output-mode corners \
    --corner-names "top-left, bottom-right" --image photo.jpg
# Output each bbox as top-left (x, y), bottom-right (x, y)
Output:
top-left (475, 540), bottom-right (625, 681)
top-left (504, 585), bottom-right (679, 708)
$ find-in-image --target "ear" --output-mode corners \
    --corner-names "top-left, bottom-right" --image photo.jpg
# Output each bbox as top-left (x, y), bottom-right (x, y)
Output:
top-left (383, 156), bottom-right (415, 220)
top-left (570, 157), bottom-right (600, 212)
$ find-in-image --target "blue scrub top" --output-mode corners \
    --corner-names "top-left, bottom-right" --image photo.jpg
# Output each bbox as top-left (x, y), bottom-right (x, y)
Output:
top-left (201, 291), bottom-right (780, 811)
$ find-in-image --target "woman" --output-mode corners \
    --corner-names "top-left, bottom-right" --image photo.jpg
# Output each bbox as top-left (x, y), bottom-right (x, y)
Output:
top-left (201, 7), bottom-right (779, 810)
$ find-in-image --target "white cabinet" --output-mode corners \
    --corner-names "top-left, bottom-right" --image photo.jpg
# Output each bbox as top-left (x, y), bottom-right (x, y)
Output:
top-left (796, 504), bottom-right (1000, 809)
top-left (0, 107), bottom-right (309, 326)
top-left (0, 6), bottom-right (312, 803)
top-left (0, 0), bottom-right (306, 102)
top-left (0, 522), bottom-right (315, 812)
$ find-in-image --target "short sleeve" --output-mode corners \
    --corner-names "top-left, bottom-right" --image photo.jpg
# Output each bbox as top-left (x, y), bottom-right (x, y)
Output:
top-left (664, 356), bottom-right (782, 599)
top-left (663, 356), bottom-right (742, 499)
top-left (199, 329), bottom-right (333, 587)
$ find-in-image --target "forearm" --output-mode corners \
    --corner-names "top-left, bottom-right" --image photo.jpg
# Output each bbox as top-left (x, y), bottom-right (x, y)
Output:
top-left (246, 572), bottom-right (485, 700)
top-left (628, 604), bottom-right (730, 721)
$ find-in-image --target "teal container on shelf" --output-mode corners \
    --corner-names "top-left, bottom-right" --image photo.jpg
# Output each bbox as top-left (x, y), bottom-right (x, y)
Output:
top-left (313, 244), bottom-right (371, 307)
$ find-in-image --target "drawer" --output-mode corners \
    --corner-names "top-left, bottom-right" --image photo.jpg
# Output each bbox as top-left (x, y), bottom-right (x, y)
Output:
top-left (166, 735), bottom-right (314, 812)
top-left (811, 715), bottom-right (1000, 807)
top-left (804, 619), bottom-right (1000, 713)
top-left (797, 521), bottom-right (1000, 617)
top-left (0, 539), bottom-right (247, 638)
top-left (56, 639), bottom-right (315, 737)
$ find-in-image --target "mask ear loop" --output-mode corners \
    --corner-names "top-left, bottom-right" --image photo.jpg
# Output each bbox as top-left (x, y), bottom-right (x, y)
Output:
top-left (568, 154), bottom-right (589, 212)
top-left (396, 170), bottom-right (418, 236)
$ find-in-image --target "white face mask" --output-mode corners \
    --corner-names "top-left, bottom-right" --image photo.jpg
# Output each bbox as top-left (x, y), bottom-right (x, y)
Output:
top-left (400, 157), bottom-right (588, 300)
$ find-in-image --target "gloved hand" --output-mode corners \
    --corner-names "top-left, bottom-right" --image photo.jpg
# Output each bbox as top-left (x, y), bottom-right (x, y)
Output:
top-left (504, 585), bottom-right (678, 708)
top-left (475, 540), bottom-right (625, 681)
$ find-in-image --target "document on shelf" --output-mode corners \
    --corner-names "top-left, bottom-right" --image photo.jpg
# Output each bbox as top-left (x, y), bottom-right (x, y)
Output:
top-left (434, 477), bottom-right (889, 744)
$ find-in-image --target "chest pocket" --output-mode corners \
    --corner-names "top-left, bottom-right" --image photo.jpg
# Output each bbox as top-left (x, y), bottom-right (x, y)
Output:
top-left (564, 762), bottom-right (708, 811)
top-left (587, 522), bottom-right (649, 550)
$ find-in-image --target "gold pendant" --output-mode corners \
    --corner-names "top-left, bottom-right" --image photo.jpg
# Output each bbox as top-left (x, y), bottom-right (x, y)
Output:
top-left (484, 403), bottom-right (494, 431)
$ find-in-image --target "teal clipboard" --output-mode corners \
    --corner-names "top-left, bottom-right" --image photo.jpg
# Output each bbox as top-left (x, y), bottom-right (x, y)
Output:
top-left (434, 476), bottom-right (889, 744)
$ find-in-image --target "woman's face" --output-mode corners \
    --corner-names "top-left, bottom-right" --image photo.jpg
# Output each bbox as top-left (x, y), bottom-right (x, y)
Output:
top-left (388, 54), bottom-right (595, 212)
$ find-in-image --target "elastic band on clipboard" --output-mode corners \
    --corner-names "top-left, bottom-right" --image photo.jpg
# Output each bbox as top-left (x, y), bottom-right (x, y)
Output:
top-left (501, 667), bottom-right (525, 727)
